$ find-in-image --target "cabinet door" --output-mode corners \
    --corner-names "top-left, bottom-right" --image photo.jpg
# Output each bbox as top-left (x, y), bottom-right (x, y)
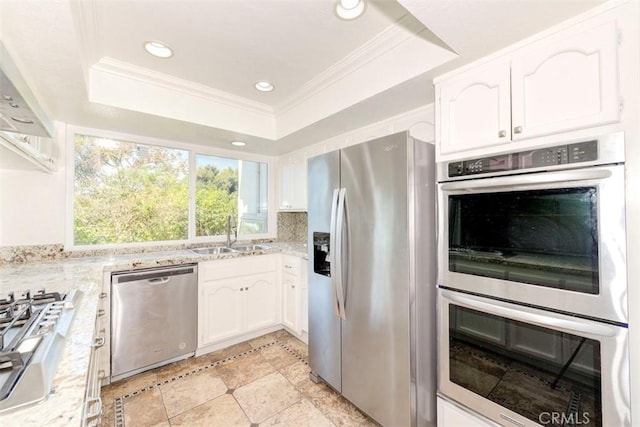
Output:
top-left (278, 158), bottom-right (293, 209)
top-left (439, 61), bottom-right (511, 155)
top-left (244, 272), bottom-right (278, 331)
top-left (200, 278), bottom-right (243, 346)
top-left (278, 150), bottom-right (307, 211)
top-left (290, 150), bottom-right (307, 210)
top-left (511, 21), bottom-right (619, 140)
top-left (282, 272), bottom-right (301, 334)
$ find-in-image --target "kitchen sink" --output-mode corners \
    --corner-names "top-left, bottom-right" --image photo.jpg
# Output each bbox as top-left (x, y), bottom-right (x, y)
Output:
top-left (231, 244), bottom-right (271, 252)
top-left (190, 246), bottom-right (237, 255)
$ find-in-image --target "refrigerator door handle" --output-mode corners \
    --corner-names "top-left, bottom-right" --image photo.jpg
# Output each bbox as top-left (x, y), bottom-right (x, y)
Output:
top-left (329, 188), bottom-right (341, 317)
top-left (335, 187), bottom-right (347, 320)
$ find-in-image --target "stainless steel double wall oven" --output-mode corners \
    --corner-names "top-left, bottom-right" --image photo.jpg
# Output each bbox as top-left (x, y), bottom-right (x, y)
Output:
top-left (436, 133), bottom-right (630, 427)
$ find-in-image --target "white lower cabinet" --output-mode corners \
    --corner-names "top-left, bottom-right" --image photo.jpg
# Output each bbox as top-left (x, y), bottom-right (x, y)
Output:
top-left (437, 397), bottom-right (499, 427)
top-left (198, 253), bottom-right (309, 350)
top-left (198, 255), bottom-right (278, 347)
top-left (245, 272), bottom-right (279, 331)
top-left (281, 255), bottom-right (302, 336)
top-left (282, 272), bottom-right (300, 334)
top-left (200, 277), bottom-right (244, 344)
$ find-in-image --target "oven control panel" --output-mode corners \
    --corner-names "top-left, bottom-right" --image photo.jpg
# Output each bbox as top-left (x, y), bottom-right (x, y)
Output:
top-left (448, 140), bottom-right (598, 177)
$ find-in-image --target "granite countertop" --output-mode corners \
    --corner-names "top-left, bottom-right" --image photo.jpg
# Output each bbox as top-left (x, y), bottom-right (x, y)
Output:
top-left (0, 242), bottom-right (307, 427)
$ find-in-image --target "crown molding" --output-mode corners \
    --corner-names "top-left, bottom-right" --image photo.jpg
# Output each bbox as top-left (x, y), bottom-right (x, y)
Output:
top-left (74, 3), bottom-right (441, 142)
top-left (69, 0), bottom-right (102, 88)
top-left (93, 57), bottom-right (275, 116)
top-left (274, 14), bottom-right (426, 115)
top-left (74, 0), bottom-right (273, 118)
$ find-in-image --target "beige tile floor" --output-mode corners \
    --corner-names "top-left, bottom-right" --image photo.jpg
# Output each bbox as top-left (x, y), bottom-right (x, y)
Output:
top-left (99, 329), bottom-right (378, 427)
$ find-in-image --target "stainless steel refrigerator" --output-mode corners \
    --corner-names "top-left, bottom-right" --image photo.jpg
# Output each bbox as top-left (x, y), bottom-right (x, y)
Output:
top-left (307, 131), bottom-right (437, 427)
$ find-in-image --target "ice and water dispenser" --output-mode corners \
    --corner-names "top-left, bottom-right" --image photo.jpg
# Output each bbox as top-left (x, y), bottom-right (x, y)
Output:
top-left (313, 232), bottom-right (331, 277)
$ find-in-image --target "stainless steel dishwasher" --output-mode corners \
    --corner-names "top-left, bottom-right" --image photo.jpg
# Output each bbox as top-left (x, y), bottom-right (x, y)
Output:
top-left (111, 264), bottom-right (198, 382)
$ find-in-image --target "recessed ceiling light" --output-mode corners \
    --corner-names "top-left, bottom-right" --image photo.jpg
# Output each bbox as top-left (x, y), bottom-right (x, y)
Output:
top-left (254, 81), bottom-right (274, 92)
top-left (336, 0), bottom-right (365, 20)
top-left (143, 41), bottom-right (173, 58)
top-left (231, 141), bottom-right (247, 147)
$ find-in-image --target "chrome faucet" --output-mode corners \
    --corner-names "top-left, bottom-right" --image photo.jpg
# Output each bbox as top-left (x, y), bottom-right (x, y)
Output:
top-left (226, 214), bottom-right (237, 248)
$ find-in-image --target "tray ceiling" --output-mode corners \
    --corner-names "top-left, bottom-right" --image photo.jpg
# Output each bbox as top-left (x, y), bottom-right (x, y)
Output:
top-left (0, 0), bottom-right (607, 154)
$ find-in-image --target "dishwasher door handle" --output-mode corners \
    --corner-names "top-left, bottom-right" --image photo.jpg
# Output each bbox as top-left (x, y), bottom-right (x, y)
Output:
top-left (148, 277), bottom-right (170, 284)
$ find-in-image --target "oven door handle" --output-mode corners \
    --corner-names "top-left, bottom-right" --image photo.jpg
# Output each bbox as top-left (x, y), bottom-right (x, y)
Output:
top-left (442, 289), bottom-right (620, 337)
top-left (440, 168), bottom-right (612, 191)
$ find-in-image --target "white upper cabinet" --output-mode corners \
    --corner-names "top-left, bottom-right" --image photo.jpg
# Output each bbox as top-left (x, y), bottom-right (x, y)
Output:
top-left (436, 16), bottom-right (621, 159)
top-left (438, 61), bottom-right (511, 155)
top-left (511, 21), bottom-right (619, 140)
top-left (278, 144), bottom-right (324, 211)
top-left (278, 150), bottom-right (306, 211)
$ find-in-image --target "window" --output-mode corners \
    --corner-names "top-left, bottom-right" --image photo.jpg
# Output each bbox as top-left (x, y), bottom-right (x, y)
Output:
top-left (73, 134), bottom-right (189, 245)
top-left (71, 131), bottom-right (271, 248)
top-left (195, 154), bottom-right (268, 237)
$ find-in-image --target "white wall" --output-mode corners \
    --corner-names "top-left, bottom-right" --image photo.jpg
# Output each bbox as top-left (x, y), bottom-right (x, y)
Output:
top-left (0, 125), bottom-right (67, 246)
top-left (0, 167), bottom-right (67, 246)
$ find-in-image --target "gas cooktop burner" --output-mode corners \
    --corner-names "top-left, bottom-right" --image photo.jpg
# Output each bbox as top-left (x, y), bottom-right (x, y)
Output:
top-left (0, 289), bottom-right (63, 348)
top-left (0, 288), bottom-right (79, 413)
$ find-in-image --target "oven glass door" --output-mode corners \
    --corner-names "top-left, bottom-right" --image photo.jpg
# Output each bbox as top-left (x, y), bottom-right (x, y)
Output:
top-left (449, 186), bottom-right (598, 294)
top-left (438, 290), bottom-right (630, 427)
top-left (438, 165), bottom-right (627, 323)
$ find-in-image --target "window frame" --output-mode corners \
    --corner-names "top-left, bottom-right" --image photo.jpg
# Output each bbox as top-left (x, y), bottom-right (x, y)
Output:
top-left (65, 125), bottom-right (276, 251)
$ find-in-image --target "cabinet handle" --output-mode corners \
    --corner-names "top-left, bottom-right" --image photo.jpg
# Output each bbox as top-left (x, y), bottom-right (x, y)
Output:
top-left (97, 309), bottom-right (105, 316)
top-left (292, 285), bottom-right (296, 289)
top-left (240, 288), bottom-right (244, 292)
top-left (498, 130), bottom-right (506, 138)
top-left (285, 265), bottom-right (292, 269)
top-left (513, 126), bottom-right (523, 134)
top-left (99, 292), bottom-right (107, 299)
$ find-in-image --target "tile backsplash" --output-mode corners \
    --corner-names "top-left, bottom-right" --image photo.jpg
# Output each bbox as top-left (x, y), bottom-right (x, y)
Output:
top-left (277, 212), bottom-right (307, 243)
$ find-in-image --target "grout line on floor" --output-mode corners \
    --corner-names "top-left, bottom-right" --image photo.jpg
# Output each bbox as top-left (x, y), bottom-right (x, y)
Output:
top-left (111, 337), bottom-right (308, 427)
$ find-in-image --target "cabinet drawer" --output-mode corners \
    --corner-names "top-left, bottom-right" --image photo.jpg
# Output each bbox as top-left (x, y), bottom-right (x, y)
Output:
top-left (281, 255), bottom-right (301, 276)
top-left (200, 255), bottom-right (277, 281)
